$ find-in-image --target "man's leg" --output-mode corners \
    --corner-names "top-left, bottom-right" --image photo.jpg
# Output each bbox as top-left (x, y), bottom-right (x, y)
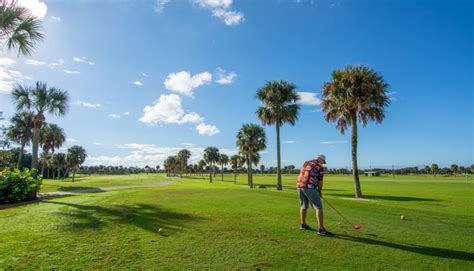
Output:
top-left (315, 208), bottom-right (324, 230)
top-left (300, 208), bottom-right (307, 225)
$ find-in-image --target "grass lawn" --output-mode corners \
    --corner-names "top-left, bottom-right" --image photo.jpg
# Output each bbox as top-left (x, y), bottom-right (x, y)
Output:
top-left (40, 174), bottom-right (168, 193)
top-left (1, 173), bottom-right (473, 269)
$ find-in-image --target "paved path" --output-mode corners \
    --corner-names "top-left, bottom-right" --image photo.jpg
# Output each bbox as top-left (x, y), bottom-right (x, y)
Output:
top-left (38, 181), bottom-right (174, 198)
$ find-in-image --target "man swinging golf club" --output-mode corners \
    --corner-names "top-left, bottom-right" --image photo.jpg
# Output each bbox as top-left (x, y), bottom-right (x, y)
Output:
top-left (297, 154), bottom-right (333, 236)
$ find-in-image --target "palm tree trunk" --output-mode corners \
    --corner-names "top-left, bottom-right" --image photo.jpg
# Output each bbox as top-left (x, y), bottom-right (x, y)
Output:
top-left (72, 167), bottom-right (76, 182)
top-left (221, 164), bottom-right (224, 181)
top-left (234, 169), bottom-right (236, 184)
top-left (41, 149), bottom-right (49, 177)
top-left (351, 113), bottom-right (362, 198)
top-left (32, 127), bottom-right (40, 170)
top-left (17, 142), bottom-right (25, 168)
top-left (247, 156), bottom-right (253, 188)
top-left (209, 163), bottom-right (213, 183)
top-left (276, 122), bottom-right (282, 191)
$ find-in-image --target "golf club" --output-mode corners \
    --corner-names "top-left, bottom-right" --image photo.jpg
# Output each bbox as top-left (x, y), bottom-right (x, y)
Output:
top-left (321, 196), bottom-right (362, 230)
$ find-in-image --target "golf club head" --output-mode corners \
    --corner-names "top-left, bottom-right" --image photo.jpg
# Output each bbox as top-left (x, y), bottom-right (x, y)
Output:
top-left (354, 224), bottom-right (362, 230)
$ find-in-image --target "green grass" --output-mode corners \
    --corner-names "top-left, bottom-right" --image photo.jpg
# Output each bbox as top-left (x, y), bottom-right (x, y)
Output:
top-left (1, 173), bottom-right (473, 270)
top-left (40, 173), bottom-right (168, 192)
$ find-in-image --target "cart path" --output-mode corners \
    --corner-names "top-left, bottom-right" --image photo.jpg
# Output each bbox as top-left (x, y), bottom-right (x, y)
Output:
top-left (38, 181), bottom-right (174, 197)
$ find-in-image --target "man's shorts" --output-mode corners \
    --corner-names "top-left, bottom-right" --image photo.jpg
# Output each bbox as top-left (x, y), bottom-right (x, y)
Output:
top-left (298, 188), bottom-right (323, 210)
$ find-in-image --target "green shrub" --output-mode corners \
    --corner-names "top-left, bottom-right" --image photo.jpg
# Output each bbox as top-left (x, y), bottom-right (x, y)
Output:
top-left (0, 168), bottom-right (42, 204)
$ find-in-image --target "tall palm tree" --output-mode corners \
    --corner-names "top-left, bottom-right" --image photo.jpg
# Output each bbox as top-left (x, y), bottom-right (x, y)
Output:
top-left (164, 156), bottom-right (177, 177)
top-left (229, 154), bottom-right (244, 184)
top-left (218, 154), bottom-right (229, 181)
top-left (203, 147), bottom-right (219, 183)
top-left (11, 82), bottom-right (69, 170)
top-left (66, 145), bottom-right (87, 182)
top-left (0, 0), bottom-right (44, 56)
top-left (50, 152), bottom-right (66, 179)
top-left (198, 159), bottom-right (207, 178)
top-left (7, 111), bottom-right (33, 167)
top-left (321, 65), bottom-right (390, 198)
top-left (256, 80), bottom-right (300, 191)
top-left (431, 164), bottom-right (439, 177)
top-left (40, 123), bottom-right (65, 176)
top-left (176, 149), bottom-right (191, 178)
top-left (236, 124), bottom-right (266, 188)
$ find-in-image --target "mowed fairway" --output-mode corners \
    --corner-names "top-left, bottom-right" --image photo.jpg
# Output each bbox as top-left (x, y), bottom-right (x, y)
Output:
top-left (1, 174), bottom-right (473, 270)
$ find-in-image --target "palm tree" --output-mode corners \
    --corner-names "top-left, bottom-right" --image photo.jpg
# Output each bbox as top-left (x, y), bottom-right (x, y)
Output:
top-left (0, 0), bottom-right (44, 56)
top-left (431, 164), bottom-right (439, 177)
top-left (260, 164), bottom-right (265, 175)
top-left (229, 154), bottom-right (244, 184)
top-left (7, 111), bottom-right (33, 167)
top-left (236, 124), bottom-right (266, 188)
top-left (218, 154), bottom-right (229, 181)
top-left (11, 82), bottom-right (69, 170)
top-left (198, 159), bottom-right (207, 178)
top-left (50, 152), bottom-right (66, 179)
top-left (256, 80), bottom-right (300, 191)
top-left (321, 65), bottom-right (390, 198)
top-left (177, 149), bottom-right (191, 178)
top-left (203, 147), bottom-right (219, 183)
top-left (164, 156), bottom-right (177, 177)
top-left (66, 145), bottom-right (87, 182)
top-left (450, 164), bottom-right (458, 176)
top-left (40, 123), bottom-right (65, 176)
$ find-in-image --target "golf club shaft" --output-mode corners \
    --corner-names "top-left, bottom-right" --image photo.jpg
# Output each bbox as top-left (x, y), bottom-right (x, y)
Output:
top-left (321, 196), bottom-right (355, 227)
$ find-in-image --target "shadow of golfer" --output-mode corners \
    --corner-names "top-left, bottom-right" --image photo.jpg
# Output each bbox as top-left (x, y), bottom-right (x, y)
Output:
top-left (333, 234), bottom-right (474, 262)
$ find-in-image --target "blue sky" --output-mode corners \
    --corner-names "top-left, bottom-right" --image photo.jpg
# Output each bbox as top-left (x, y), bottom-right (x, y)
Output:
top-left (0, 0), bottom-right (472, 168)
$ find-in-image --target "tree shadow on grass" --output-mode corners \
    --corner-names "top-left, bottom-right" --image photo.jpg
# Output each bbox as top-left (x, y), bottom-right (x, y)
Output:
top-left (334, 234), bottom-right (474, 262)
top-left (56, 187), bottom-right (106, 193)
top-left (326, 193), bottom-right (443, 202)
top-left (43, 201), bottom-right (204, 234)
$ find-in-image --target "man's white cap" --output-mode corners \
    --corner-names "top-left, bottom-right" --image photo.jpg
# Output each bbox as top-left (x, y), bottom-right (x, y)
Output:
top-left (316, 154), bottom-right (326, 164)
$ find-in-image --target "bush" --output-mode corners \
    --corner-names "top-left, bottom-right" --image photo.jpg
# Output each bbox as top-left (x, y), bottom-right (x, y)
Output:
top-left (0, 168), bottom-right (42, 204)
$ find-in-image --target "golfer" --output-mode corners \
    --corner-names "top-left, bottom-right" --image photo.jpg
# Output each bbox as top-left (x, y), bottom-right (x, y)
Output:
top-left (297, 154), bottom-right (332, 236)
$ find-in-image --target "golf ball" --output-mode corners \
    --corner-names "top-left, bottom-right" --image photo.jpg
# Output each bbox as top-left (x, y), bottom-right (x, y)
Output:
top-left (158, 228), bottom-right (165, 234)
top-left (400, 215), bottom-right (405, 220)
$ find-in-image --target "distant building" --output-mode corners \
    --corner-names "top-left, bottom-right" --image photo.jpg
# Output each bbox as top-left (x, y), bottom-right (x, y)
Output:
top-left (364, 171), bottom-right (381, 176)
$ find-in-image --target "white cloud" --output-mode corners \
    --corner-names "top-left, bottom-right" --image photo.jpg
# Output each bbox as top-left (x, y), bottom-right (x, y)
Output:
top-left (85, 143), bottom-right (237, 167)
top-left (195, 0), bottom-right (232, 9)
top-left (142, 73), bottom-right (150, 77)
top-left (73, 101), bottom-right (102, 108)
top-left (64, 70), bottom-right (80, 75)
top-left (92, 142), bottom-right (102, 145)
top-left (48, 58), bottom-right (64, 68)
top-left (321, 141), bottom-right (347, 145)
top-left (132, 81), bottom-right (143, 86)
top-left (66, 138), bottom-right (77, 142)
top-left (193, 0), bottom-right (244, 26)
top-left (154, 0), bottom-right (170, 13)
top-left (297, 92), bottom-right (321, 106)
top-left (164, 71), bottom-right (212, 97)
top-left (0, 58), bottom-right (32, 94)
top-left (139, 94), bottom-right (203, 125)
top-left (108, 114), bottom-right (121, 118)
top-left (215, 67), bottom-right (237, 84)
top-left (12, 0), bottom-right (47, 19)
top-left (196, 123), bottom-right (220, 136)
top-left (73, 56), bottom-right (94, 65)
top-left (51, 16), bottom-right (61, 22)
top-left (0, 58), bottom-right (16, 66)
top-left (124, 112), bottom-right (130, 116)
top-left (181, 143), bottom-right (195, 147)
top-left (25, 59), bottom-right (47, 66)
top-left (283, 140), bottom-right (296, 144)
top-left (211, 8), bottom-right (244, 25)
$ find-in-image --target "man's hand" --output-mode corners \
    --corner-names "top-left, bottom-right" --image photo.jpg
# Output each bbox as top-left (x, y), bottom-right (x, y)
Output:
top-left (318, 189), bottom-right (323, 198)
